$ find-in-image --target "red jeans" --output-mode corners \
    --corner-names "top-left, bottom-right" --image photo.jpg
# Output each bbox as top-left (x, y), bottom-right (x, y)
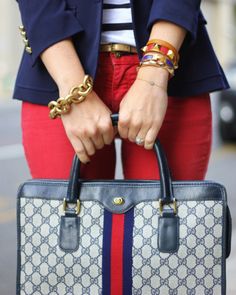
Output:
top-left (21, 52), bottom-right (212, 181)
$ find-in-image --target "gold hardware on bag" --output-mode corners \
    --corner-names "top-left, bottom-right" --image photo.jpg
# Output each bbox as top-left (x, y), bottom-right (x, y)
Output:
top-left (159, 198), bottom-right (177, 216)
top-left (113, 197), bottom-right (125, 206)
top-left (62, 198), bottom-right (81, 215)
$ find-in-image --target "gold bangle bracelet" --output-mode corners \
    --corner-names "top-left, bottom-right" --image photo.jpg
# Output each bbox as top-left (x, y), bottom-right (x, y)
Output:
top-left (142, 51), bottom-right (178, 69)
top-left (140, 60), bottom-right (175, 73)
top-left (137, 63), bottom-right (174, 78)
top-left (48, 75), bottom-right (93, 119)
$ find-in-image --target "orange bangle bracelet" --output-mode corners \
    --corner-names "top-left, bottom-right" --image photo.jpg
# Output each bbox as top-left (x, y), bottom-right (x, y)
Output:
top-left (146, 39), bottom-right (179, 62)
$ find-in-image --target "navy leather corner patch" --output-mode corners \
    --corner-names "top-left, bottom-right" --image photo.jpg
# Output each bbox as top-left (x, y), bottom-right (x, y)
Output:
top-left (59, 215), bottom-right (80, 252)
top-left (158, 211), bottom-right (179, 253)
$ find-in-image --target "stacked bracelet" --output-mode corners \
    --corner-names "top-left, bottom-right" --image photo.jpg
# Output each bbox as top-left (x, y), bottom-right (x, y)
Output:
top-left (143, 39), bottom-right (179, 66)
top-left (48, 75), bottom-right (93, 119)
top-left (139, 39), bottom-right (179, 77)
top-left (139, 53), bottom-right (175, 76)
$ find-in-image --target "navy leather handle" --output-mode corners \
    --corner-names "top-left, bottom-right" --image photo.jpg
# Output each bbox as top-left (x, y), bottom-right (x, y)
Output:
top-left (66, 113), bottom-right (174, 204)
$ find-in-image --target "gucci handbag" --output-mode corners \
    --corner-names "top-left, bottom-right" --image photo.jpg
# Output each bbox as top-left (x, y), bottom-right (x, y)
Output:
top-left (16, 114), bottom-right (232, 295)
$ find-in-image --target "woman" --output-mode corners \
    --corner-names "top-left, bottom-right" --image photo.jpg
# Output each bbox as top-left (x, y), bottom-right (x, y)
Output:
top-left (14, 0), bottom-right (229, 181)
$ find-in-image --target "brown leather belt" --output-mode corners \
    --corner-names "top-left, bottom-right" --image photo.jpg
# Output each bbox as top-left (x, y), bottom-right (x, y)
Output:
top-left (100, 43), bottom-right (137, 54)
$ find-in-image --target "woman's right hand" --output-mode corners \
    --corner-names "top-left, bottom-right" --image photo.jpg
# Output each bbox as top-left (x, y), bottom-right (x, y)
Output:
top-left (40, 38), bottom-right (116, 163)
top-left (60, 90), bottom-right (116, 164)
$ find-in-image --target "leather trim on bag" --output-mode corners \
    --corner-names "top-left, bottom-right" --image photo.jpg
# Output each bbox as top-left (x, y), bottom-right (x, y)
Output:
top-left (59, 215), bottom-right (80, 252)
top-left (18, 180), bottom-right (227, 214)
top-left (158, 211), bottom-right (179, 253)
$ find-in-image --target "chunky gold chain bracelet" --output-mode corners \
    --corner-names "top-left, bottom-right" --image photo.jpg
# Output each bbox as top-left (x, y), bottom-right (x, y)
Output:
top-left (48, 75), bottom-right (93, 119)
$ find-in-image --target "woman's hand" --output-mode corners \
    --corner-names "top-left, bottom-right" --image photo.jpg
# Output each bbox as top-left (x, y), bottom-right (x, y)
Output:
top-left (118, 67), bottom-right (169, 149)
top-left (60, 89), bottom-right (115, 164)
top-left (40, 38), bottom-right (116, 164)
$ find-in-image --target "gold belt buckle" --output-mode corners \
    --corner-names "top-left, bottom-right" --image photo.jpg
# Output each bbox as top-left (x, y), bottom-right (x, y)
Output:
top-left (110, 44), bottom-right (122, 58)
top-left (111, 43), bottom-right (132, 58)
top-left (100, 43), bottom-right (136, 57)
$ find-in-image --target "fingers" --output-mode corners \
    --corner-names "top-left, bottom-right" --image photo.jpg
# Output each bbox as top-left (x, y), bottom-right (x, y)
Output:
top-left (119, 113), bottom-right (160, 150)
top-left (127, 119), bottom-right (142, 143)
top-left (117, 112), bottom-right (130, 139)
top-left (143, 126), bottom-right (159, 149)
top-left (128, 119), bottom-right (152, 144)
top-left (90, 133), bottom-right (105, 150)
top-left (81, 126), bottom-right (104, 151)
top-left (79, 136), bottom-right (96, 156)
top-left (66, 117), bottom-right (115, 164)
top-left (132, 124), bottom-right (159, 149)
top-left (70, 136), bottom-right (91, 164)
top-left (97, 117), bottom-right (115, 145)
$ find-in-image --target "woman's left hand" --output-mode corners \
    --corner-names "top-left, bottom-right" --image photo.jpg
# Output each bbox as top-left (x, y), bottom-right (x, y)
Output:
top-left (118, 66), bottom-right (169, 149)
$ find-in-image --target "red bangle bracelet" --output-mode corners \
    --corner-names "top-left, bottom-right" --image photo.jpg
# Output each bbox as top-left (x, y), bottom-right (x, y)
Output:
top-left (141, 39), bottom-right (179, 65)
top-left (146, 39), bottom-right (179, 59)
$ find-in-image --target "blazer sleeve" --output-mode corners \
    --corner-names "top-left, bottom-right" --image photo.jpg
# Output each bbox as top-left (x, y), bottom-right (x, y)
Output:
top-left (17, 0), bottom-right (84, 66)
top-left (147, 0), bottom-right (201, 42)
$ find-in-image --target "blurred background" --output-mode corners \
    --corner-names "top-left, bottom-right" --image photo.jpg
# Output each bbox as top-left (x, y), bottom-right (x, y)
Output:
top-left (0, 1), bottom-right (235, 294)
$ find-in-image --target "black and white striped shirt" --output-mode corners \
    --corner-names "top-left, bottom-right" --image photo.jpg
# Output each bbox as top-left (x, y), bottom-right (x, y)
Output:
top-left (101, 0), bottom-right (136, 46)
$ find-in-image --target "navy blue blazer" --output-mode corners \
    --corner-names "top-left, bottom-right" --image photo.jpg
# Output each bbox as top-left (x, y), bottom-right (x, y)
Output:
top-left (13, 0), bottom-right (229, 106)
